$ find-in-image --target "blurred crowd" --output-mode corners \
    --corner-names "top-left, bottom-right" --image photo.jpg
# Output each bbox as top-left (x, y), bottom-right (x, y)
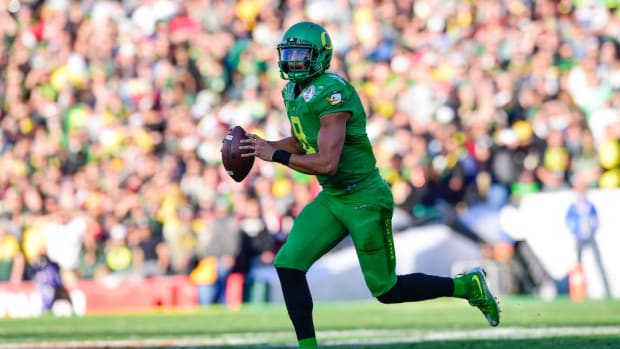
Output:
top-left (1, 0), bottom-right (620, 304)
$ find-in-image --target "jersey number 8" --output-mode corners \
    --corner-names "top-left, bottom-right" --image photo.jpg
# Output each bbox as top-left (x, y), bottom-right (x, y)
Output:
top-left (291, 116), bottom-right (317, 154)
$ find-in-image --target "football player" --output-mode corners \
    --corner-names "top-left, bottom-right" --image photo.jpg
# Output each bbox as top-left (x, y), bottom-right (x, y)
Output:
top-left (240, 21), bottom-right (500, 349)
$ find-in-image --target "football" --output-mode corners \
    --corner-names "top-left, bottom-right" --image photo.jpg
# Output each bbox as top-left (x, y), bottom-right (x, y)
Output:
top-left (221, 125), bottom-right (255, 182)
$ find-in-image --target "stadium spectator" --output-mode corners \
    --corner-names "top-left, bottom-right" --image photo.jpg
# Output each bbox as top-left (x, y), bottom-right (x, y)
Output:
top-left (565, 178), bottom-right (611, 297)
top-left (104, 224), bottom-right (134, 276)
top-left (230, 195), bottom-right (275, 303)
top-left (191, 197), bottom-right (240, 305)
top-left (0, 220), bottom-right (25, 284)
top-left (537, 128), bottom-right (571, 191)
top-left (29, 249), bottom-right (73, 314)
top-left (76, 223), bottom-right (106, 280)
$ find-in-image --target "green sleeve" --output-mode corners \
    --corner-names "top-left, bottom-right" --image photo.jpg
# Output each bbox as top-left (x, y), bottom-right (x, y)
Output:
top-left (313, 79), bottom-right (357, 117)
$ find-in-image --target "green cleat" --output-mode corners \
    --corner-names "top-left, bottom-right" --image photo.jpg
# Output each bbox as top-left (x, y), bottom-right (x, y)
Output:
top-left (462, 267), bottom-right (500, 326)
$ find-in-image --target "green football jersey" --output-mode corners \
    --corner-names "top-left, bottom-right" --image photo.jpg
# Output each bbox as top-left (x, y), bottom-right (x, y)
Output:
top-left (281, 73), bottom-right (379, 194)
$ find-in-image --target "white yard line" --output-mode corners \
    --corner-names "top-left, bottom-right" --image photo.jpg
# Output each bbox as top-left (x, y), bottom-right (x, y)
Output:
top-left (2, 326), bottom-right (620, 349)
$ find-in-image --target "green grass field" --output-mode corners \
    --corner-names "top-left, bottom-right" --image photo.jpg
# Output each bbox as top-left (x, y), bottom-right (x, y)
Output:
top-left (1, 296), bottom-right (619, 348)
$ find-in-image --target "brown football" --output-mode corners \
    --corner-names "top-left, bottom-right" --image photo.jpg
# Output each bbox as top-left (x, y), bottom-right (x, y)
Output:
top-left (221, 125), bottom-right (255, 182)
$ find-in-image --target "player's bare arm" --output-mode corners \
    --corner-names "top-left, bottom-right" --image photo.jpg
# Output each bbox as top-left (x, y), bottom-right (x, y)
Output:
top-left (287, 111), bottom-right (350, 176)
top-left (240, 126), bottom-right (304, 157)
top-left (267, 132), bottom-right (306, 154)
top-left (240, 133), bottom-right (301, 158)
top-left (241, 111), bottom-right (350, 176)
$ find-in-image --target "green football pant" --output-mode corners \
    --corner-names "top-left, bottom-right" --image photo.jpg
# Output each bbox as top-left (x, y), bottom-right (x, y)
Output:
top-left (274, 180), bottom-right (397, 297)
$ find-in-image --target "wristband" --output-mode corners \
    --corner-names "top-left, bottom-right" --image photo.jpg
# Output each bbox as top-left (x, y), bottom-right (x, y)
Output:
top-left (272, 149), bottom-right (292, 166)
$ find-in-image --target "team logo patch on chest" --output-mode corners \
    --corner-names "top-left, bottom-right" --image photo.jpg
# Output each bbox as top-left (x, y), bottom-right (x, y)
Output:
top-left (302, 85), bottom-right (315, 102)
top-left (326, 91), bottom-right (343, 105)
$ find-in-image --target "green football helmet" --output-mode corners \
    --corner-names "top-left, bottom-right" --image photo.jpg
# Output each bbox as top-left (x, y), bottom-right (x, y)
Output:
top-left (277, 21), bottom-right (333, 83)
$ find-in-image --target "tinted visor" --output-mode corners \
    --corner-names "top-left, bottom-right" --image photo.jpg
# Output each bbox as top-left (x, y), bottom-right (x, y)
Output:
top-left (280, 47), bottom-right (312, 62)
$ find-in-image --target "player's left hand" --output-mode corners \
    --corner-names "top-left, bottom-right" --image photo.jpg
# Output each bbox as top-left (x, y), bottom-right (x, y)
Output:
top-left (240, 133), bottom-right (276, 162)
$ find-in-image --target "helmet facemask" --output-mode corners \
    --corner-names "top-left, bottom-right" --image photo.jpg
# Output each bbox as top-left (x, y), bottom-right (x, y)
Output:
top-left (278, 41), bottom-right (321, 83)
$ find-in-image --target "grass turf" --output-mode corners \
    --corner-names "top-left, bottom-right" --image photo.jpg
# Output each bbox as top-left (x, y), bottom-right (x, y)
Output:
top-left (0, 296), bottom-right (619, 348)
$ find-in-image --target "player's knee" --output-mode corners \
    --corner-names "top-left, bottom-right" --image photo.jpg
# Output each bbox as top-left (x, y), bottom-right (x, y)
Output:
top-left (273, 249), bottom-right (311, 271)
top-left (273, 249), bottom-right (292, 269)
